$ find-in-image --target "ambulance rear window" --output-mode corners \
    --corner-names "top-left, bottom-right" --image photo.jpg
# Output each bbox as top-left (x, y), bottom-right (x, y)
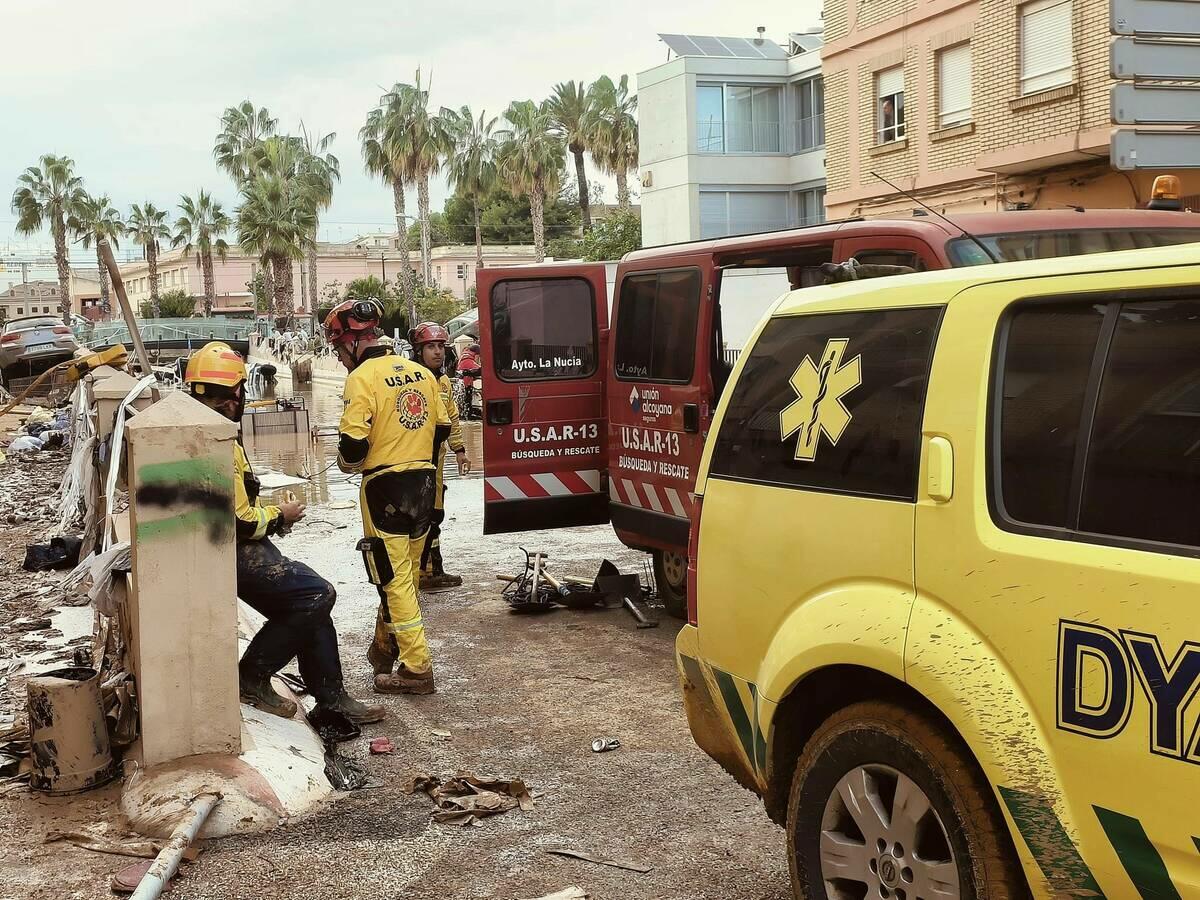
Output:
top-left (489, 278), bottom-right (597, 381)
top-left (615, 269), bottom-right (702, 383)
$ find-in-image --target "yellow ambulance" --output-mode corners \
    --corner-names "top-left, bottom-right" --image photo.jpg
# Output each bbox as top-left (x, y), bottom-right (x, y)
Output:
top-left (677, 242), bottom-right (1200, 898)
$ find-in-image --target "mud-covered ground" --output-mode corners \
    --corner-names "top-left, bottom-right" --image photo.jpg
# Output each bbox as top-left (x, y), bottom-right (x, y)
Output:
top-left (0, 422), bottom-right (792, 900)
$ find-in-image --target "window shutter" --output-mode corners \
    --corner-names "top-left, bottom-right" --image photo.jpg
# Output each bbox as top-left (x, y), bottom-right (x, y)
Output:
top-left (938, 44), bottom-right (972, 127)
top-left (700, 192), bottom-right (729, 238)
top-left (1020, 0), bottom-right (1072, 94)
top-left (876, 66), bottom-right (904, 98)
top-left (728, 192), bottom-right (789, 236)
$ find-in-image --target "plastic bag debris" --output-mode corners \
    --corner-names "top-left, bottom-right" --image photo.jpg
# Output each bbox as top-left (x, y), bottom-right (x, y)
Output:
top-left (22, 535), bottom-right (84, 572)
top-left (404, 771), bottom-right (534, 826)
top-left (8, 435), bottom-right (44, 452)
top-left (324, 745), bottom-right (380, 791)
top-left (369, 737), bottom-right (395, 754)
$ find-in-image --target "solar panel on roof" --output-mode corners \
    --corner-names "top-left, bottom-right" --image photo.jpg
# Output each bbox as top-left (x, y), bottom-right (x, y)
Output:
top-left (659, 32), bottom-right (789, 59)
top-left (692, 35), bottom-right (736, 56)
top-left (659, 34), bottom-right (705, 57)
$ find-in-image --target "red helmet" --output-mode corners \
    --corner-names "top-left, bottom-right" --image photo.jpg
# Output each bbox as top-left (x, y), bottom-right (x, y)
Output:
top-left (409, 321), bottom-right (449, 348)
top-left (323, 299), bottom-right (383, 347)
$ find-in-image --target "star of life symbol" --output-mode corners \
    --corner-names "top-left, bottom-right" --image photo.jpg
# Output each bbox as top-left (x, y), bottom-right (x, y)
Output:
top-left (779, 338), bottom-right (862, 462)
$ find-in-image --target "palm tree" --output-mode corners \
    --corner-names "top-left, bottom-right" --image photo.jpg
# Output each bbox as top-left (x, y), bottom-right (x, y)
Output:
top-left (361, 88), bottom-right (416, 322)
top-left (127, 203), bottom-right (172, 317)
top-left (11, 154), bottom-right (87, 324)
top-left (497, 100), bottom-right (565, 263)
top-left (236, 137), bottom-right (316, 327)
top-left (443, 105), bottom-right (498, 282)
top-left (173, 190), bottom-right (231, 318)
top-left (214, 101), bottom-right (279, 186)
top-left (587, 75), bottom-right (639, 209)
top-left (295, 123), bottom-right (339, 315)
top-left (70, 192), bottom-right (123, 319)
top-left (547, 81), bottom-right (595, 231)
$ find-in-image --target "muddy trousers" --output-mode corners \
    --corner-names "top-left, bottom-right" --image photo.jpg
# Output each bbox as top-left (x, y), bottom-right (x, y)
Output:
top-left (236, 539), bottom-right (343, 708)
top-left (359, 467), bottom-right (435, 674)
top-left (421, 448), bottom-right (449, 575)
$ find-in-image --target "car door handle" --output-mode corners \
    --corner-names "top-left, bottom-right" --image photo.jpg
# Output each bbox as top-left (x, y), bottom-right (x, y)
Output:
top-left (682, 403), bottom-right (700, 433)
top-left (486, 399), bottom-right (512, 426)
top-left (927, 436), bottom-right (953, 502)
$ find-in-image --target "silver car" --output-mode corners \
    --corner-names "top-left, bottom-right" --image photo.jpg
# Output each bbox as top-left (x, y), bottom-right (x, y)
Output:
top-left (0, 315), bottom-right (80, 383)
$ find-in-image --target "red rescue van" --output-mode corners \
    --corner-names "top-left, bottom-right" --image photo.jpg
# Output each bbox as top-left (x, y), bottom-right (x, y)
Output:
top-left (477, 209), bottom-right (1200, 616)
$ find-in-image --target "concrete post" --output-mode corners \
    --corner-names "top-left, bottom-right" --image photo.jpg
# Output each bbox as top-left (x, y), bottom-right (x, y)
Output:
top-left (93, 370), bottom-right (152, 444)
top-left (125, 392), bottom-right (242, 767)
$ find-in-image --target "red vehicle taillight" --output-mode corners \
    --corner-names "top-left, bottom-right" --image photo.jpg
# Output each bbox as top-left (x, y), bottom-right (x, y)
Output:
top-left (52, 326), bottom-right (71, 335)
top-left (686, 494), bottom-right (703, 626)
top-left (0, 333), bottom-right (19, 343)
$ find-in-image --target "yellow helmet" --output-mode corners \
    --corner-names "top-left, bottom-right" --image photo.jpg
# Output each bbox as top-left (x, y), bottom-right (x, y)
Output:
top-left (184, 341), bottom-right (247, 396)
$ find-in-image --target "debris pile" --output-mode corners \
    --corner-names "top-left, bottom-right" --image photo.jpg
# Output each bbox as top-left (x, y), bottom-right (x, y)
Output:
top-left (404, 771), bottom-right (535, 826)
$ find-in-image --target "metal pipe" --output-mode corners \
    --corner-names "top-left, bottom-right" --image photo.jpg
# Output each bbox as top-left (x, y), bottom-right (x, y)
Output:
top-left (129, 792), bottom-right (221, 900)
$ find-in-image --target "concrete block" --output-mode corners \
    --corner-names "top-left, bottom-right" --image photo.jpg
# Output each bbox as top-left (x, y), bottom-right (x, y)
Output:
top-left (125, 392), bottom-right (241, 768)
top-left (94, 370), bottom-right (152, 443)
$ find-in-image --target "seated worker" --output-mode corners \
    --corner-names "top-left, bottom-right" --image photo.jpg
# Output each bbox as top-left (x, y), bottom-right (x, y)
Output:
top-left (184, 342), bottom-right (384, 729)
top-left (324, 300), bottom-right (448, 694)
top-left (410, 322), bottom-right (471, 591)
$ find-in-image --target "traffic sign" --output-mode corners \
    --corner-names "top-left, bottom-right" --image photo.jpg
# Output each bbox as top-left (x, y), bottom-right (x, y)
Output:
top-left (1111, 130), bottom-right (1200, 169)
top-left (1110, 0), bottom-right (1200, 36)
top-left (1112, 83), bottom-right (1200, 123)
top-left (1112, 37), bottom-right (1200, 79)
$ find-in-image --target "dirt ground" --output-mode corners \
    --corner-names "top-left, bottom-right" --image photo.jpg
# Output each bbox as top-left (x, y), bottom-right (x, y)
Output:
top-left (0, 423), bottom-right (793, 900)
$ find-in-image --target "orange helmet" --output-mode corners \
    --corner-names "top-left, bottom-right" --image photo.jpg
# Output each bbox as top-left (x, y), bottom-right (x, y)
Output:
top-left (184, 341), bottom-right (247, 394)
top-left (409, 321), bottom-right (449, 348)
top-left (323, 298), bottom-right (383, 348)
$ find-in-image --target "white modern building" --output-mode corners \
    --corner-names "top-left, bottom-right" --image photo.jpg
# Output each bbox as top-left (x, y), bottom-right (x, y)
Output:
top-left (637, 30), bottom-right (827, 246)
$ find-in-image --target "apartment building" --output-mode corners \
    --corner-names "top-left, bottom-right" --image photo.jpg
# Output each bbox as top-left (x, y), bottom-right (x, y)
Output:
top-left (822, 0), bottom-right (1200, 218)
top-left (637, 30), bottom-right (828, 246)
top-left (0, 276), bottom-right (101, 322)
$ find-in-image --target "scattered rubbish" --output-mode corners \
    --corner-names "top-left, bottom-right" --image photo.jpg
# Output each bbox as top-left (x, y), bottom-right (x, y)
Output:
top-left (369, 737), bottom-right (395, 755)
top-left (45, 828), bottom-right (161, 859)
top-left (431, 729), bottom-right (452, 741)
top-left (27, 666), bottom-right (117, 793)
top-left (548, 849), bottom-right (653, 874)
top-left (128, 792), bottom-right (218, 900)
top-left (324, 745), bottom-right (379, 791)
top-left (8, 435), bottom-right (45, 452)
top-left (0, 723), bottom-right (31, 777)
top-left (307, 706), bottom-right (360, 744)
top-left (9, 617), bottom-right (52, 633)
top-left (22, 535), bottom-right (84, 571)
top-left (591, 737), bottom-right (621, 753)
top-left (520, 888), bottom-right (588, 900)
top-left (111, 858), bottom-right (182, 895)
top-left (500, 550), bottom-right (609, 614)
top-left (327, 500), bottom-right (357, 510)
top-left (594, 560), bottom-right (658, 629)
top-left (405, 771), bottom-right (534, 826)
top-left (256, 471), bottom-right (308, 491)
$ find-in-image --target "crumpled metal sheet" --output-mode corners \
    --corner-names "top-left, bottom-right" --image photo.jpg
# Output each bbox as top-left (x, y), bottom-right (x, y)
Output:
top-left (404, 771), bottom-right (534, 826)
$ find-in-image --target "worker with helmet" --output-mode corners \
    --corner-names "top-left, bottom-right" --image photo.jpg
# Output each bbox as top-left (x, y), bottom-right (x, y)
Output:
top-left (183, 342), bottom-right (385, 734)
top-left (409, 322), bottom-right (472, 591)
top-left (456, 341), bottom-right (482, 420)
top-left (324, 299), bottom-right (449, 695)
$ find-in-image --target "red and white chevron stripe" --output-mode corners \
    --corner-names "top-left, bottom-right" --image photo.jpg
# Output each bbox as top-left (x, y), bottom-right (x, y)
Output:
top-left (485, 468), bottom-right (602, 501)
top-left (609, 476), bottom-right (692, 519)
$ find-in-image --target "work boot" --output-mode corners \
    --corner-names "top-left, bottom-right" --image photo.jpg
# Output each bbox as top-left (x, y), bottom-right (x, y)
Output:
top-left (373, 665), bottom-right (436, 695)
top-left (239, 672), bottom-right (298, 719)
top-left (332, 690), bottom-right (386, 725)
top-left (419, 571), bottom-right (463, 591)
top-left (367, 642), bottom-right (395, 676)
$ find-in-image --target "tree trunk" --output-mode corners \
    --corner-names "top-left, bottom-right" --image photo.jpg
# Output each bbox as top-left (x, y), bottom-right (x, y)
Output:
top-left (573, 146), bottom-right (592, 231)
top-left (418, 173), bottom-right (432, 287)
top-left (52, 214), bottom-right (72, 325)
top-left (95, 241), bottom-right (112, 319)
top-left (616, 168), bottom-right (631, 210)
top-left (473, 196), bottom-right (484, 277)
top-left (263, 262), bottom-right (276, 317)
top-left (307, 240), bottom-right (318, 315)
top-left (392, 178), bottom-right (414, 313)
top-left (270, 256), bottom-right (291, 328)
top-left (531, 179), bottom-right (546, 264)
top-left (147, 242), bottom-right (161, 317)
top-left (202, 250), bottom-right (215, 318)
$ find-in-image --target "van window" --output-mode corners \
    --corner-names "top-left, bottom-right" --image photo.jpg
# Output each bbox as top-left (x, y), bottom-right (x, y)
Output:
top-left (709, 307), bottom-right (942, 501)
top-left (489, 278), bottom-right (597, 382)
top-left (996, 302), bottom-right (1105, 528)
top-left (614, 270), bottom-right (702, 383)
top-left (1079, 299), bottom-right (1200, 547)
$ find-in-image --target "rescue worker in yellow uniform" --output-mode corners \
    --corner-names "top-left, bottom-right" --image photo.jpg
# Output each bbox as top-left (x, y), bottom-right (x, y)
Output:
top-left (409, 322), bottom-right (472, 591)
top-left (324, 300), bottom-right (449, 695)
top-left (183, 342), bottom-right (384, 737)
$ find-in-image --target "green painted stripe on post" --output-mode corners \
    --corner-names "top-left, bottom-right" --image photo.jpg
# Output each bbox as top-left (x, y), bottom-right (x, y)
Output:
top-left (712, 667), bottom-right (756, 766)
top-left (1094, 806), bottom-right (1180, 900)
top-left (998, 785), bottom-right (1106, 898)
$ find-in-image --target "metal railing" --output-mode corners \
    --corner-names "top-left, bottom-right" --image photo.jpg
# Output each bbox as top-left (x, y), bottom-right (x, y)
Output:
top-left (80, 318), bottom-right (255, 348)
top-left (790, 116), bottom-right (825, 152)
top-left (698, 118), bottom-right (825, 154)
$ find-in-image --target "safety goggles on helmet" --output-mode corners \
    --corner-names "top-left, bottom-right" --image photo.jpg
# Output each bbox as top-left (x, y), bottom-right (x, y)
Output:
top-left (323, 298), bottom-right (383, 347)
top-left (409, 321), bottom-right (450, 348)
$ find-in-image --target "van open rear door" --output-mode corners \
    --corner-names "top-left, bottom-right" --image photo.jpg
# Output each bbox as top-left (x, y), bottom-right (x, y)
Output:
top-left (477, 264), bottom-right (610, 534)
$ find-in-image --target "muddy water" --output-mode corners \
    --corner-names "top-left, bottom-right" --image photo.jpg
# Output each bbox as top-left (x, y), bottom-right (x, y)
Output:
top-left (242, 373), bottom-right (484, 509)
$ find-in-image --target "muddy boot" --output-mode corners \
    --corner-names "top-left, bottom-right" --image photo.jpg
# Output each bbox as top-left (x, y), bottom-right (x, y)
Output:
top-left (373, 665), bottom-right (436, 695)
top-left (332, 690), bottom-right (386, 725)
top-left (419, 571), bottom-right (463, 591)
top-left (367, 642), bottom-right (395, 676)
top-left (239, 672), bottom-right (297, 719)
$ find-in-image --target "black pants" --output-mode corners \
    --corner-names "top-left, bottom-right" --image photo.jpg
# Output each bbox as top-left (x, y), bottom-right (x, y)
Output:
top-left (236, 538), bottom-right (343, 708)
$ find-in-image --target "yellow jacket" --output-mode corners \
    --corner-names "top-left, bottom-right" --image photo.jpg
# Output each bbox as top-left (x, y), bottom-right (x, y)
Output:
top-left (438, 372), bottom-right (464, 455)
top-left (234, 440), bottom-right (282, 541)
top-left (337, 349), bottom-right (449, 475)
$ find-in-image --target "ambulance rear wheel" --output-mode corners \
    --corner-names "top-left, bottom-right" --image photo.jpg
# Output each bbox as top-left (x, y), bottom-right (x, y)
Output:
top-left (653, 550), bottom-right (688, 619)
top-left (787, 701), bottom-right (1029, 900)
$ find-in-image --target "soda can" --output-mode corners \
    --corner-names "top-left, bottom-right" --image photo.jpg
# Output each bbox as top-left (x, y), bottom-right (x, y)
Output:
top-left (591, 736), bottom-right (621, 753)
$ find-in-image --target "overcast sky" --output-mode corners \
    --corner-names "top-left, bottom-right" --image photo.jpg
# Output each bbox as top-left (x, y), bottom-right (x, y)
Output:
top-left (2, 0), bottom-right (819, 265)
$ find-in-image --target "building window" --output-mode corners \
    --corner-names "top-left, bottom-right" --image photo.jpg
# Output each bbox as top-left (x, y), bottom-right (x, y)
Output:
top-left (794, 187), bottom-right (827, 227)
top-left (876, 67), bottom-right (905, 143)
top-left (16, 307), bottom-right (23, 315)
top-left (791, 77), bottom-right (825, 151)
top-left (43, 306), bottom-right (50, 313)
top-left (49, 288), bottom-right (56, 295)
top-left (1020, 0), bottom-right (1073, 95)
top-left (700, 190), bottom-right (790, 239)
top-left (697, 83), bottom-right (783, 153)
top-left (937, 43), bottom-right (972, 127)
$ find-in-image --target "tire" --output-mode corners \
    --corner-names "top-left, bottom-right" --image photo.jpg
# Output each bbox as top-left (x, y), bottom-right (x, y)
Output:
top-left (787, 701), bottom-right (1029, 900)
top-left (653, 549), bottom-right (688, 619)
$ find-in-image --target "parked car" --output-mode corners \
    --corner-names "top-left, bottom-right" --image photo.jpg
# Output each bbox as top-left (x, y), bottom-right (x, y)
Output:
top-left (677, 241), bottom-right (1200, 897)
top-left (445, 307), bottom-right (478, 342)
top-left (0, 315), bottom-right (80, 385)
